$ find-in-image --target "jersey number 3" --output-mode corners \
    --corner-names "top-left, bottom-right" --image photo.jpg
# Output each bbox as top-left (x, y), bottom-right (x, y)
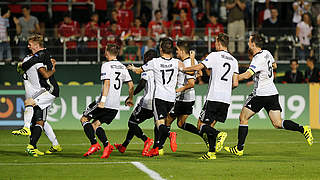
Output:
top-left (114, 72), bottom-right (121, 90)
top-left (220, 63), bottom-right (231, 81)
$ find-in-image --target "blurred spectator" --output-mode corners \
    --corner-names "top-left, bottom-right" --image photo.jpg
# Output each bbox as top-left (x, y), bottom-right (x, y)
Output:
top-left (13, 5), bottom-right (40, 59)
top-left (168, 9), bottom-right (182, 39)
top-left (84, 13), bottom-right (100, 61)
top-left (147, 10), bottom-right (168, 40)
top-left (129, 17), bottom-right (147, 46)
top-left (174, 0), bottom-right (196, 19)
top-left (52, 0), bottom-right (68, 26)
top-left (283, 59), bottom-right (304, 83)
top-left (257, 0), bottom-right (271, 28)
top-left (94, 0), bottom-right (108, 24)
top-left (114, 0), bottom-right (134, 10)
top-left (168, 8), bottom-right (195, 39)
top-left (261, 8), bottom-right (281, 56)
top-left (305, 56), bottom-right (320, 83)
top-left (120, 38), bottom-right (141, 61)
top-left (117, 1), bottom-right (134, 32)
top-left (226, 0), bottom-right (246, 54)
top-left (31, 0), bottom-right (48, 34)
top-left (205, 0), bottom-right (220, 20)
top-left (296, 13), bottom-right (313, 61)
top-left (141, 37), bottom-right (156, 60)
top-left (8, 2), bottom-right (22, 18)
top-left (0, 6), bottom-right (12, 63)
top-left (72, 0), bottom-right (92, 25)
top-left (101, 21), bottom-right (121, 49)
top-left (292, 0), bottom-right (310, 27)
top-left (205, 13), bottom-right (224, 49)
top-left (57, 13), bottom-right (81, 61)
top-left (152, 0), bottom-right (168, 21)
top-left (195, 11), bottom-right (207, 28)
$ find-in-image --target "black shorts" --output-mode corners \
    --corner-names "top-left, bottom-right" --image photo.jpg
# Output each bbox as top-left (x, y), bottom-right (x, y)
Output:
top-left (83, 101), bottom-right (118, 125)
top-left (244, 94), bottom-right (282, 113)
top-left (199, 101), bottom-right (230, 124)
top-left (169, 101), bottom-right (195, 118)
top-left (153, 98), bottom-right (174, 121)
top-left (31, 106), bottom-right (49, 124)
top-left (129, 105), bottom-right (154, 124)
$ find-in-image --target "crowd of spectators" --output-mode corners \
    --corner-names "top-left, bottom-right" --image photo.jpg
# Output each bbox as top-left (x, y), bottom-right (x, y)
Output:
top-left (0, 0), bottom-right (319, 63)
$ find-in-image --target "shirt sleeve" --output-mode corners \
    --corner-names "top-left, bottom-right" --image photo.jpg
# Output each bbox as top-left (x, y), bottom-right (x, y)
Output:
top-left (35, 63), bottom-right (45, 70)
top-left (124, 69), bottom-right (132, 82)
top-left (201, 53), bottom-right (214, 69)
top-left (100, 63), bottom-right (111, 80)
top-left (185, 59), bottom-right (196, 79)
top-left (234, 60), bottom-right (239, 74)
top-left (141, 72), bottom-right (148, 80)
top-left (141, 59), bottom-right (154, 72)
top-left (248, 57), bottom-right (260, 74)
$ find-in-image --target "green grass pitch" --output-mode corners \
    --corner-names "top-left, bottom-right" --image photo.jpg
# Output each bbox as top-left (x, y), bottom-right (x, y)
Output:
top-left (0, 129), bottom-right (319, 180)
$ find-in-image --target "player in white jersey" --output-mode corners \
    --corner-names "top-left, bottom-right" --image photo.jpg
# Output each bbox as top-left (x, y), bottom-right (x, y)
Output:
top-left (80, 44), bottom-right (134, 159)
top-left (128, 37), bottom-right (185, 157)
top-left (114, 49), bottom-right (157, 156)
top-left (163, 40), bottom-right (203, 152)
top-left (224, 32), bottom-right (314, 157)
top-left (13, 35), bottom-right (62, 157)
top-left (183, 33), bottom-right (239, 159)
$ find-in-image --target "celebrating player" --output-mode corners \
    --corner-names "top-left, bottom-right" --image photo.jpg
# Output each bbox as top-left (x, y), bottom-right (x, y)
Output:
top-left (114, 49), bottom-right (158, 156)
top-left (127, 37), bottom-right (185, 157)
top-left (224, 32), bottom-right (313, 156)
top-left (182, 33), bottom-right (239, 159)
top-left (80, 44), bottom-right (134, 159)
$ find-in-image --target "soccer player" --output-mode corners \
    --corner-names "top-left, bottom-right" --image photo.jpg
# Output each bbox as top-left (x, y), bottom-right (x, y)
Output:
top-left (15, 34), bottom-right (61, 157)
top-left (224, 32), bottom-right (314, 156)
top-left (81, 44), bottom-right (134, 159)
top-left (127, 37), bottom-right (185, 157)
top-left (182, 33), bottom-right (239, 159)
top-left (165, 40), bottom-right (202, 152)
top-left (114, 49), bottom-right (157, 156)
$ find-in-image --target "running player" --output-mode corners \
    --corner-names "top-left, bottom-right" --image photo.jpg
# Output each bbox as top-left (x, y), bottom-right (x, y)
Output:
top-left (81, 44), bottom-right (134, 159)
top-left (182, 33), bottom-right (239, 159)
top-left (127, 37), bottom-right (185, 157)
top-left (224, 32), bottom-right (313, 156)
top-left (114, 49), bottom-right (157, 156)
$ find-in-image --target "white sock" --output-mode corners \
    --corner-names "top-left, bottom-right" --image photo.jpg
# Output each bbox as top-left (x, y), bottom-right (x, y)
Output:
top-left (44, 122), bottom-right (59, 146)
top-left (23, 106), bottom-right (33, 129)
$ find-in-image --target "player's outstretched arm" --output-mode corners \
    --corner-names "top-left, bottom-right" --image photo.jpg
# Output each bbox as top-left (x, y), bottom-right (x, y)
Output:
top-left (176, 78), bottom-right (195, 93)
top-left (239, 69), bottom-right (253, 81)
top-left (38, 59), bottom-right (57, 79)
top-left (127, 64), bottom-right (143, 74)
top-left (98, 79), bottom-right (110, 108)
top-left (182, 63), bottom-right (204, 73)
top-left (232, 73), bottom-right (239, 89)
top-left (125, 81), bottom-right (134, 107)
top-left (133, 79), bottom-right (147, 96)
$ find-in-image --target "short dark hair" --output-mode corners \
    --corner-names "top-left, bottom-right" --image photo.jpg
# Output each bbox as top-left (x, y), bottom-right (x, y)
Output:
top-left (21, 5), bottom-right (30, 10)
top-left (144, 49), bottom-right (157, 64)
top-left (160, 37), bottom-right (174, 54)
top-left (250, 32), bottom-right (264, 48)
top-left (106, 44), bottom-right (120, 56)
top-left (176, 40), bottom-right (190, 53)
top-left (216, 33), bottom-right (229, 47)
top-left (290, 59), bottom-right (298, 64)
top-left (28, 34), bottom-right (44, 47)
top-left (1, 5), bottom-right (10, 16)
top-left (154, 9), bottom-right (161, 15)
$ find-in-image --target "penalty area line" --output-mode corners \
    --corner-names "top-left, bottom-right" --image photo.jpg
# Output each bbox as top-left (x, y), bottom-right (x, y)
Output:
top-left (131, 161), bottom-right (166, 180)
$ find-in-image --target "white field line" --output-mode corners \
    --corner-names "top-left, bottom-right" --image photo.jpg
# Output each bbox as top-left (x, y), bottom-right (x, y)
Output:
top-left (0, 161), bottom-right (166, 180)
top-left (131, 162), bottom-right (166, 180)
top-left (0, 141), bottom-right (318, 147)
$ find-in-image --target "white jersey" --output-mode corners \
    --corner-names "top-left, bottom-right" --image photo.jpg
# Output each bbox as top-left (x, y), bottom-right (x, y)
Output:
top-left (249, 50), bottom-right (278, 96)
top-left (23, 55), bottom-right (46, 99)
top-left (202, 50), bottom-right (239, 104)
top-left (100, 60), bottom-right (132, 110)
top-left (142, 57), bottom-right (180, 102)
top-left (176, 58), bottom-right (198, 102)
top-left (138, 71), bottom-right (155, 110)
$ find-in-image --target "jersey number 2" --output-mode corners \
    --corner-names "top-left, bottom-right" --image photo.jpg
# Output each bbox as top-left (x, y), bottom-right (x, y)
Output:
top-left (161, 69), bottom-right (174, 84)
top-left (220, 63), bottom-right (231, 81)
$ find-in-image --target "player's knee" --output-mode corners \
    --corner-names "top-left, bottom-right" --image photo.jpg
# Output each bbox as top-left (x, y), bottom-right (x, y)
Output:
top-left (177, 121), bottom-right (184, 128)
top-left (272, 121), bottom-right (282, 129)
top-left (24, 98), bottom-right (35, 106)
top-left (80, 116), bottom-right (88, 124)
